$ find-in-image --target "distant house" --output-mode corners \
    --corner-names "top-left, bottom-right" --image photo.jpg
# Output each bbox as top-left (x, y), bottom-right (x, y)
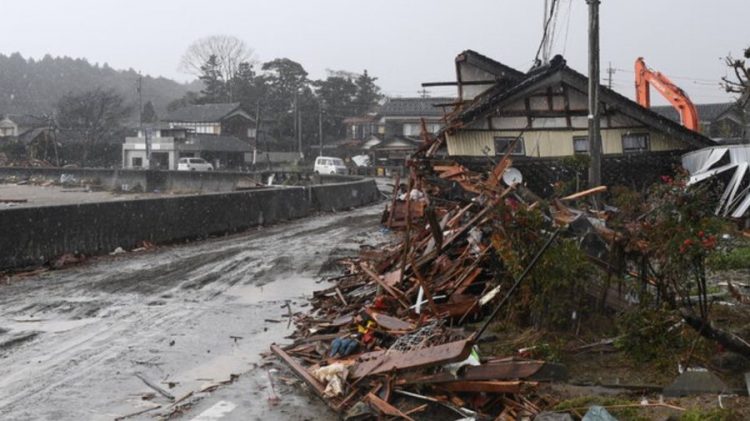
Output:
top-left (379, 97), bottom-right (451, 139)
top-left (338, 97), bottom-right (453, 164)
top-left (0, 114), bottom-right (56, 161)
top-left (0, 116), bottom-right (18, 137)
top-left (122, 103), bottom-right (256, 170)
top-left (652, 100), bottom-right (749, 143)
top-left (164, 102), bottom-right (256, 140)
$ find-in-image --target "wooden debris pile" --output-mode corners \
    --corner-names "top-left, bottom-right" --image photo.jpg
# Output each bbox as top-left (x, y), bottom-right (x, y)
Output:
top-left (272, 147), bottom-right (611, 419)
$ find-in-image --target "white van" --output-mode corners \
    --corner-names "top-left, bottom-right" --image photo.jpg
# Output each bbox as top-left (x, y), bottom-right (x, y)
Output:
top-left (177, 157), bottom-right (214, 171)
top-left (314, 156), bottom-right (347, 175)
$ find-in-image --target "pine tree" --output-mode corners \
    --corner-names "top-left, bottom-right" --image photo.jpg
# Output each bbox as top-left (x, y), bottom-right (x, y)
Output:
top-left (353, 70), bottom-right (382, 115)
top-left (199, 55), bottom-right (229, 103)
top-left (142, 100), bottom-right (158, 123)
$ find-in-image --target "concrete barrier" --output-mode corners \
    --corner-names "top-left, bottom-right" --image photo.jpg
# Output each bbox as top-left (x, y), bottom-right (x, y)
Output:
top-left (0, 167), bottom-right (315, 193)
top-left (0, 178), bottom-right (380, 270)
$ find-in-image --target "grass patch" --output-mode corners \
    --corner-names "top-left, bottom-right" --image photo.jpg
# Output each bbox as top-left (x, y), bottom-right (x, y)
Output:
top-left (708, 246), bottom-right (750, 271)
top-left (680, 407), bottom-right (738, 421)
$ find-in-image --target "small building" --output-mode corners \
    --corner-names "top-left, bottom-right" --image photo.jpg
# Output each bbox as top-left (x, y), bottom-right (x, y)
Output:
top-left (652, 100), bottom-right (749, 143)
top-left (337, 97), bottom-right (453, 165)
top-left (0, 116), bottom-right (18, 137)
top-left (378, 97), bottom-right (451, 139)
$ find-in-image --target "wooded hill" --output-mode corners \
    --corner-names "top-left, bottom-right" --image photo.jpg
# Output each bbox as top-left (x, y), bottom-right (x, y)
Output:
top-left (0, 52), bottom-right (199, 119)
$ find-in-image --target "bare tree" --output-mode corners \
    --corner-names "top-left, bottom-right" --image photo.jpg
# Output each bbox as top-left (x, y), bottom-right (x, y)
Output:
top-left (721, 46), bottom-right (750, 96)
top-left (721, 46), bottom-right (750, 141)
top-left (179, 35), bottom-right (255, 100)
top-left (56, 88), bottom-right (132, 167)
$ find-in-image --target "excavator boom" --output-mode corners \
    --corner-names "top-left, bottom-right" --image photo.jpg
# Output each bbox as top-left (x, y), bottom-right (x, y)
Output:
top-left (634, 57), bottom-right (700, 131)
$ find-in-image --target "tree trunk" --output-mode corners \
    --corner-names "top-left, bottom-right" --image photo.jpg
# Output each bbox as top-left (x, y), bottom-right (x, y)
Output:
top-left (682, 310), bottom-right (750, 358)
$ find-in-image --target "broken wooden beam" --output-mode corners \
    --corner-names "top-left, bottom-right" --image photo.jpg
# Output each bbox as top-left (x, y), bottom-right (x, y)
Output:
top-left (270, 343), bottom-right (327, 397)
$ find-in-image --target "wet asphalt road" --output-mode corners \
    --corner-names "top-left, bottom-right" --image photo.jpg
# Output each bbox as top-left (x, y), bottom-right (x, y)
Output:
top-left (0, 203), bottom-right (386, 420)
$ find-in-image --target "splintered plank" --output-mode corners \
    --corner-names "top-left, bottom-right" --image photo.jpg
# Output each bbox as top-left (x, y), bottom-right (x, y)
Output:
top-left (270, 344), bottom-right (327, 397)
top-left (396, 359), bottom-right (546, 385)
top-left (365, 309), bottom-right (415, 331)
top-left (350, 339), bottom-right (473, 380)
top-left (359, 264), bottom-right (411, 309)
top-left (366, 393), bottom-right (415, 421)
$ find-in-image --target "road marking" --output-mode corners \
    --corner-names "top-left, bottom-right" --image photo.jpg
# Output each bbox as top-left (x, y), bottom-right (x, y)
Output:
top-left (190, 400), bottom-right (237, 421)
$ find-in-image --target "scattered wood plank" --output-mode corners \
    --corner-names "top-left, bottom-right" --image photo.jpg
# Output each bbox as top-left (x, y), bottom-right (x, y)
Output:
top-left (134, 372), bottom-right (175, 401)
top-left (114, 404), bottom-right (161, 420)
top-left (366, 392), bottom-right (415, 421)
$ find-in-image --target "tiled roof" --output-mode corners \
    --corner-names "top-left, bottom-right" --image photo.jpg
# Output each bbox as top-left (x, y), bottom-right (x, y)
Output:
top-left (456, 50), bottom-right (527, 80)
top-left (651, 102), bottom-right (736, 123)
top-left (165, 103), bottom-right (243, 122)
top-left (379, 97), bottom-right (455, 117)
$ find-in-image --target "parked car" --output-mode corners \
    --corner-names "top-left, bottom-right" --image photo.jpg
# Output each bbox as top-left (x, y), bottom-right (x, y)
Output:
top-left (314, 156), bottom-right (347, 175)
top-left (177, 157), bottom-right (213, 171)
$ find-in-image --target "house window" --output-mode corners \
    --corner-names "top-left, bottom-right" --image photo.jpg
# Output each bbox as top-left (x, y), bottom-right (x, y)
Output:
top-left (494, 137), bottom-right (525, 156)
top-left (402, 123), bottom-right (421, 136)
top-left (132, 157), bottom-right (143, 167)
top-left (573, 136), bottom-right (589, 154)
top-left (621, 133), bottom-right (650, 153)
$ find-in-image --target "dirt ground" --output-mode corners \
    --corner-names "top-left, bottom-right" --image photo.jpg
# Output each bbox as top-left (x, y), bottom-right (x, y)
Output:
top-left (0, 202), bottom-right (387, 420)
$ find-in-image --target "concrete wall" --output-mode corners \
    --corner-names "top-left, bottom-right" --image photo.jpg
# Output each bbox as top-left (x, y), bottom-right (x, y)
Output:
top-left (0, 167), bottom-right (315, 193)
top-left (0, 178), bottom-right (380, 270)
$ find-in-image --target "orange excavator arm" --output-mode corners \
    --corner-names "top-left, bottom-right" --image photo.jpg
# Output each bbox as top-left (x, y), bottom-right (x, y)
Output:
top-left (634, 57), bottom-right (700, 131)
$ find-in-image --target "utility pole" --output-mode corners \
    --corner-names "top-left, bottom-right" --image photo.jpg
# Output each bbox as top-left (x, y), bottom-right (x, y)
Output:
top-left (418, 88), bottom-right (430, 98)
top-left (137, 75), bottom-right (151, 169)
top-left (587, 0), bottom-right (602, 188)
top-left (606, 62), bottom-right (616, 89)
top-left (255, 100), bottom-right (262, 169)
top-left (318, 102), bottom-right (324, 157)
top-left (542, 0), bottom-right (550, 64)
top-left (294, 89), bottom-right (303, 159)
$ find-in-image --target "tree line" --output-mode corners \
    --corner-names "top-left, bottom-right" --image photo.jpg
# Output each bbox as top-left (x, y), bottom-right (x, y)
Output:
top-left (171, 35), bottom-right (383, 151)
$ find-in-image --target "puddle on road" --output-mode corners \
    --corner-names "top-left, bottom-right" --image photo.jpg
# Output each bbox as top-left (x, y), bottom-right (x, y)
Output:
top-left (225, 273), bottom-right (321, 304)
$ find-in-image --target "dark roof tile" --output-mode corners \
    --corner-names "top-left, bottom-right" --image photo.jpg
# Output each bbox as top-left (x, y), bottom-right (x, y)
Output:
top-left (379, 97), bottom-right (455, 117)
top-left (165, 103), bottom-right (244, 122)
top-left (650, 102), bottom-right (736, 123)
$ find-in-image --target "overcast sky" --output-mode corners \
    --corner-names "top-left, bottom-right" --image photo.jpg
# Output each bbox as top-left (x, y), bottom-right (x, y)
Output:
top-left (1, 0), bottom-right (748, 105)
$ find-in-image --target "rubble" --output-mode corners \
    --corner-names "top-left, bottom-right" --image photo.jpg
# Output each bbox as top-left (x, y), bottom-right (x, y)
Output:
top-left (269, 139), bottom-right (620, 419)
top-left (267, 129), bottom-right (750, 418)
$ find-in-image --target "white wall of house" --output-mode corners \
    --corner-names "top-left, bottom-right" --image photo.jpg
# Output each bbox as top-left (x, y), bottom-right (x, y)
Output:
top-left (168, 122), bottom-right (221, 134)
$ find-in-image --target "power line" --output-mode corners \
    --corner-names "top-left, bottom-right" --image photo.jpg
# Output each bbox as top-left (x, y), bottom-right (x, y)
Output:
top-left (534, 0), bottom-right (559, 64)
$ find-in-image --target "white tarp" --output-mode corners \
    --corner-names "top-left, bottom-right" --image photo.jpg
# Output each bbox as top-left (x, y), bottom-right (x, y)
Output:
top-left (682, 145), bottom-right (750, 218)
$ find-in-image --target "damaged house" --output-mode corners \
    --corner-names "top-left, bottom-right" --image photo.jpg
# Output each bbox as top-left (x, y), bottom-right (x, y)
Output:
top-left (439, 51), bottom-right (717, 193)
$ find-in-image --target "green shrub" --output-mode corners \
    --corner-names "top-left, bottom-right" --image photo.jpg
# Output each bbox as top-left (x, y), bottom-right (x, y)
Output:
top-left (708, 246), bottom-right (750, 270)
